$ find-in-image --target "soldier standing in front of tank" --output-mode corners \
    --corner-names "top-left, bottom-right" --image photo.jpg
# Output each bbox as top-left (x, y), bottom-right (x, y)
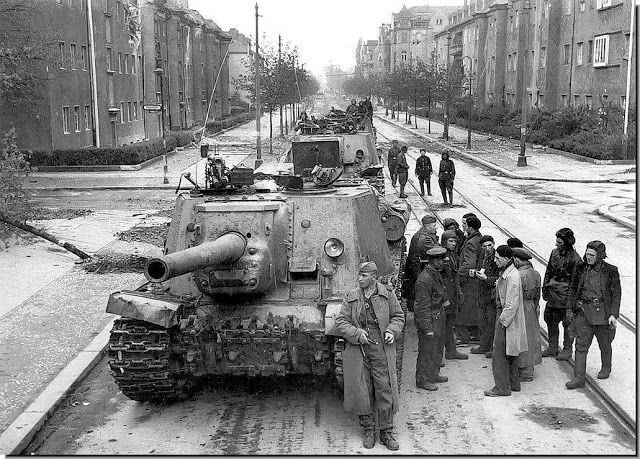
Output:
top-left (396, 145), bottom-right (410, 198)
top-left (335, 262), bottom-right (405, 451)
top-left (403, 214), bottom-right (439, 312)
top-left (414, 247), bottom-right (450, 391)
top-left (415, 148), bottom-right (433, 196)
top-left (387, 140), bottom-right (400, 187)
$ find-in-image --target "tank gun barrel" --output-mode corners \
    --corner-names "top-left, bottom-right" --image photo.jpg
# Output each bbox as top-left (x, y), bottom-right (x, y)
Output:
top-left (144, 232), bottom-right (247, 283)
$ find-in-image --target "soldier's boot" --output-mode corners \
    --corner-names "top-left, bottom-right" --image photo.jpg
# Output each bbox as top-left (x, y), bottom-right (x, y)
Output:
top-left (445, 350), bottom-right (468, 360)
top-left (416, 381), bottom-right (438, 391)
top-left (432, 374), bottom-right (448, 383)
top-left (362, 429), bottom-right (375, 449)
top-left (598, 347), bottom-right (612, 379)
top-left (447, 189), bottom-right (453, 205)
top-left (556, 324), bottom-right (575, 361)
top-left (541, 345), bottom-right (558, 357)
top-left (379, 430), bottom-right (399, 451)
top-left (427, 182), bottom-right (432, 196)
top-left (566, 350), bottom-right (587, 389)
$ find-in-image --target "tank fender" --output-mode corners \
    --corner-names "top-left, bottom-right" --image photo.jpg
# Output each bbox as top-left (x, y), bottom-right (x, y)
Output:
top-left (324, 300), bottom-right (343, 336)
top-left (106, 291), bottom-right (183, 328)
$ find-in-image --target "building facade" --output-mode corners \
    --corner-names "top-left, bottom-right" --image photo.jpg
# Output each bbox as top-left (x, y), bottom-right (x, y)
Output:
top-left (227, 28), bottom-right (253, 106)
top-left (0, 0), bottom-right (232, 151)
top-left (434, 0), bottom-right (636, 111)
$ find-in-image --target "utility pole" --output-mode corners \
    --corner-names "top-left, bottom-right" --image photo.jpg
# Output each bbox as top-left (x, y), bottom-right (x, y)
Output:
top-left (255, 3), bottom-right (262, 165)
top-left (428, 86), bottom-right (431, 133)
top-left (444, 34), bottom-right (451, 141)
top-left (518, 1), bottom-right (531, 167)
top-left (278, 34), bottom-right (283, 137)
top-left (462, 56), bottom-right (473, 149)
top-left (622, 1), bottom-right (635, 159)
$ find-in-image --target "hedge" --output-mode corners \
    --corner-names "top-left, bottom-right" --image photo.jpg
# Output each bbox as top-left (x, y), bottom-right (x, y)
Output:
top-left (26, 114), bottom-right (253, 167)
top-left (27, 138), bottom-right (170, 166)
top-left (206, 112), bottom-right (253, 134)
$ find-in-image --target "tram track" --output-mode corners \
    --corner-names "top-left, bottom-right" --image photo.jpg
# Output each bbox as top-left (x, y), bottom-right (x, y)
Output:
top-left (375, 127), bottom-right (637, 437)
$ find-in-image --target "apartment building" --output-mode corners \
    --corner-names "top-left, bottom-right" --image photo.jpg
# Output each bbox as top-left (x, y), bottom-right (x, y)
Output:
top-left (0, 0), bottom-right (232, 151)
top-left (434, 0), bottom-right (635, 110)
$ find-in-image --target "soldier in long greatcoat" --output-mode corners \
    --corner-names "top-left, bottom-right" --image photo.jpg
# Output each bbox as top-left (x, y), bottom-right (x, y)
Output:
top-left (336, 262), bottom-right (405, 451)
top-left (513, 248), bottom-right (543, 381)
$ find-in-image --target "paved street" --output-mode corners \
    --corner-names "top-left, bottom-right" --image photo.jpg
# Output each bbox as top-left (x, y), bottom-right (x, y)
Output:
top-left (0, 104), bottom-right (636, 455)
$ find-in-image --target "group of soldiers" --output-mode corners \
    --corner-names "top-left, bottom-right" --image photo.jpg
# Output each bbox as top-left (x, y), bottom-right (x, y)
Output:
top-left (336, 210), bottom-right (622, 450)
top-left (387, 140), bottom-right (457, 206)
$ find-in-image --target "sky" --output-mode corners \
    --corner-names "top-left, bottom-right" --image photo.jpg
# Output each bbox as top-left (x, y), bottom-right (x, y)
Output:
top-left (189, 0), bottom-right (463, 82)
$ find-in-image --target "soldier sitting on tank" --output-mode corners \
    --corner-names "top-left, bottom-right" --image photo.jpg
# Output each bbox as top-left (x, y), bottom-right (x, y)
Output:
top-left (335, 261), bottom-right (405, 451)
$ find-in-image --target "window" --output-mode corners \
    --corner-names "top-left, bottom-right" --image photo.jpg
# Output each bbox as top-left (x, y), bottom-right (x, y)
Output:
top-left (130, 54), bottom-right (135, 74)
top-left (106, 18), bottom-right (112, 43)
top-left (106, 48), bottom-right (113, 71)
top-left (104, 0), bottom-right (109, 13)
top-left (540, 47), bottom-right (546, 67)
top-left (563, 44), bottom-right (570, 64)
top-left (563, 0), bottom-right (572, 14)
top-left (120, 102), bottom-right (125, 123)
top-left (79, 0), bottom-right (83, 10)
top-left (62, 106), bottom-right (70, 133)
top-left (585, 95), bottom-right (593, 108)
top-left (620, 95), bottom-right (627, 108)
top-left (58, 42), bottom-right (65, 68)
top-left (579, 0), bottom-right (586, 11)
top-left (124, 53), bottom-right (128, 74)
top-left (401, 51), bottom-right (407, 61)
top-left (531, 50), bottom-right (535, 67)
top-left (138, 56), bottom-right (142, 74)
top-left (512, 52), bottom-right (517, 70)
top-left (74, 106), bottom-right (80, 131)
top-left (84, 104), bottom-right (91, 130)
top-left (515, 12), bottom-right (519, 28)
top-left (574, 94), bottom-right (581, 106)
top-left (539, 94), bottom-right (544, 108)
top-left (118, 52), bottom-right (122, 73)
top-left (81, 46), bottom-right (87, 70)
top-left (127, 102), bottom-right (132, 122)
top-left (133, 101), bottom-right (138, 120)
top-left (561, 95), bottom-right (568, 107)
top-left (70, 44), bottom-right (76, 69)
top-left (116, 1), bottom-right (121, 21)
top-left (593, 35), bottom-right (609, 66)
top-left (576, 42), bottom-right (583, 65)
top-left (596, 0), bottom-right (611, 9)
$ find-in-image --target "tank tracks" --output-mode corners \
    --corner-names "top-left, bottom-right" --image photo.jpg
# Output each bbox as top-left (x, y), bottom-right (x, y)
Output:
top-left (108, 319), bottom-right (196, 402)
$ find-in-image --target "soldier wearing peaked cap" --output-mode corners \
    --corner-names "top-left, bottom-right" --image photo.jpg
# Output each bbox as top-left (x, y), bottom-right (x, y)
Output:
top-left (335, 261), bottom-right (405, 450)
top-left (512, 247), bottom-right (543, 381)
top-left (403, 214), bottom-right (439, 312)
top-left (414, 247), bottom-right (449, 391)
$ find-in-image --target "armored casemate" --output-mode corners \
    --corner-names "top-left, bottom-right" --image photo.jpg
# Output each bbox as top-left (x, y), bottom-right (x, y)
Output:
top-left (105, 143), bottom-right (409, 402)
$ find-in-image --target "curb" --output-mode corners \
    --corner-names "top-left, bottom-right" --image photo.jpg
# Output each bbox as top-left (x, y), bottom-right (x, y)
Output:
top-left (0, 319), bottom-right (115, 455)
top-left (596, 204), bottom-right (636, 231)
top-left (374, 116), bottom-right (629, 184)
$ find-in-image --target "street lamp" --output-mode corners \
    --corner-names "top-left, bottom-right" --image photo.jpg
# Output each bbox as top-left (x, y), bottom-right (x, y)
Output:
top-left (517, 1), bottom-right (532, 167)
top-left (461, 55), bottom-right (473, 149)
top-left (154, 65), bottom-right (166, 148)
top-left (444, 33), bottom-right (451, 141)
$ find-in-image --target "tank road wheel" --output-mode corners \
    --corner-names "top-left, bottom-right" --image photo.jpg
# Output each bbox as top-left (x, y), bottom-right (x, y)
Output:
top-left (394, 238), bottom-right (408, 388)
top-left (108, 319), bottom-right (196, 403)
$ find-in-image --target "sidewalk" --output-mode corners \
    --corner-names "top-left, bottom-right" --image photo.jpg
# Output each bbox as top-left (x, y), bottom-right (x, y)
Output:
top-left (374, 109), bottom-right (635, 183)
top-left (375, 110), bottom-right (636, 230)
top-left (25, 114), bottom-right (281, 191)
top-left (0, 211), bottom-right (161, 435)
